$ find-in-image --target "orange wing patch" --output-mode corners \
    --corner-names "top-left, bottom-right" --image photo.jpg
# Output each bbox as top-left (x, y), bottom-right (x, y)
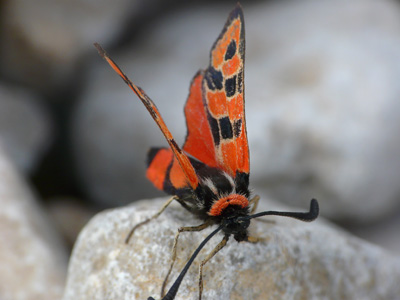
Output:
top-left (182, 72), bottom-right (217, 168)
top-left (146, 147), bottom-right (190, 194)
top-left (202, 8), bottom-right (249, 177)
top-left (146, 148), bottom-right (173, 190)
top-left (169, 158), bottom-right (189, 190)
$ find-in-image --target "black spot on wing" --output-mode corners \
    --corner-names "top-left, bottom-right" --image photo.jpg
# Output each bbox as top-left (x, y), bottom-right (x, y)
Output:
top-left (205, 67), bottom-right (223, 91)
top-left (219, 116), bottom-right (233, 140)
top-left (224, 40), bottom-right (236, 61)
top-left (225, 75), bottom-right (237, 97)
top-left (207, 114), bottom-right (220, 146)
top-left (233, 119), bottom-right (242, 138)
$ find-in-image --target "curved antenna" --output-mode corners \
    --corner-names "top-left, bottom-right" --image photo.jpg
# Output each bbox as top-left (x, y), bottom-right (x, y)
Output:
top-left (248, 199), bottom-right (319, 222)
top-left (148, 225), bottom-right (223, 300)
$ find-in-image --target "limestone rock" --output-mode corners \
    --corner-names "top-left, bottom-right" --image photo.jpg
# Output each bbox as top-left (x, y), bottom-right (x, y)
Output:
top-left (46, 197), bottom-right (97, 248)
top-left (63, 198), bottom-right (400, 300)
top-left (0, 145), bottom-right (68, 300)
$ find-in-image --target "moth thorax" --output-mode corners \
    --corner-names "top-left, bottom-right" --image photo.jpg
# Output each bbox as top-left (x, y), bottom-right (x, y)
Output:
top-left (208, 194), bottom-right (249, 217)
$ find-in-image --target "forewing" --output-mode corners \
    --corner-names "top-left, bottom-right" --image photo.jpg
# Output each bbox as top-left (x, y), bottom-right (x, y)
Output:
top-left (202, 5), bottom-right (249, 177)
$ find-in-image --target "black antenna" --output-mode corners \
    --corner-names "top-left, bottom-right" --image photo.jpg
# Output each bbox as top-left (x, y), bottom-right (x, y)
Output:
top-left (148, 225), bottom-right (223, 300)
top-left (248, 199), bottom-right (319, 222)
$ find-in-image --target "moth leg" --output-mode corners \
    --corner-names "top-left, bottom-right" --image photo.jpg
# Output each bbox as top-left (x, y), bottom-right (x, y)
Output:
top-left (161, 221), bottom-right (212, 297)
top-left (246, 236), bottom-right (267, 243)
top-left (125, 196), bottom-right (177, 244)
top-left (198, 235), bottom-right (229, 300)
top-left (248, 195), bottom-right (260, 214)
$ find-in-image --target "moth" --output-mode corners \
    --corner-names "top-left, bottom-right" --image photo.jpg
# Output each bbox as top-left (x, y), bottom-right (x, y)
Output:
top-left (95, 4), bottom-right (319, 300)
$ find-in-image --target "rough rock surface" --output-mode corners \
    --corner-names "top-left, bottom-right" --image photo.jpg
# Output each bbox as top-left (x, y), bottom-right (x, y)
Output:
top-left (63, 198), bottom-right (400, 300)
top-left (0, 145), bottom-right (67, 300)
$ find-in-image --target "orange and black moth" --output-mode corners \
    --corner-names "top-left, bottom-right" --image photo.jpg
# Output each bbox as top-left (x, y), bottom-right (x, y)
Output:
top-left (95, 4), bottom-right (319, 300)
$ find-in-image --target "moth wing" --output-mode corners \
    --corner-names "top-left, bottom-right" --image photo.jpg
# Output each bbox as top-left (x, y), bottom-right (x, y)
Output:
top-left (147, 71), bottom-right (220, 194)
top-left (182, 72), bottom-right (218, 168)
top-left (202, 5), bottom-right (249, 178)
top-left (146, 147), bottom-right (190, 195)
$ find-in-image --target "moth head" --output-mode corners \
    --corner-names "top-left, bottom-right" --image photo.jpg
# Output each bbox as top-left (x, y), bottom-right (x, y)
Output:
top-left (221, 214), bottom-right (251, 242)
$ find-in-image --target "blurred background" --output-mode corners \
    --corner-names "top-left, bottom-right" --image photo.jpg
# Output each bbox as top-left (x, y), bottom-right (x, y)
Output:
top-left (1, 0), bottom-right (400, 298)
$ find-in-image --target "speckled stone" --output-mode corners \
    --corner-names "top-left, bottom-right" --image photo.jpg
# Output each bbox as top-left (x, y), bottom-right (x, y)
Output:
top-left (63, 197), bottom-right (400, 300)
top-left (0, 145), bottom-right (67, 300)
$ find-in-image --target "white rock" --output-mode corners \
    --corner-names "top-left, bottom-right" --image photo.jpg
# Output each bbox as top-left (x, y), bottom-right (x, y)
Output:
top-left (0, 145), bottom-right (67, 300)
top-left (0, 82), bottom-right (52, 174)
top-left (74, 0), bottom-right (400, 222)
top-left (46, 197), bottom-right (97, 247)
top-left (63, 198), bottom-right (400, 300)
